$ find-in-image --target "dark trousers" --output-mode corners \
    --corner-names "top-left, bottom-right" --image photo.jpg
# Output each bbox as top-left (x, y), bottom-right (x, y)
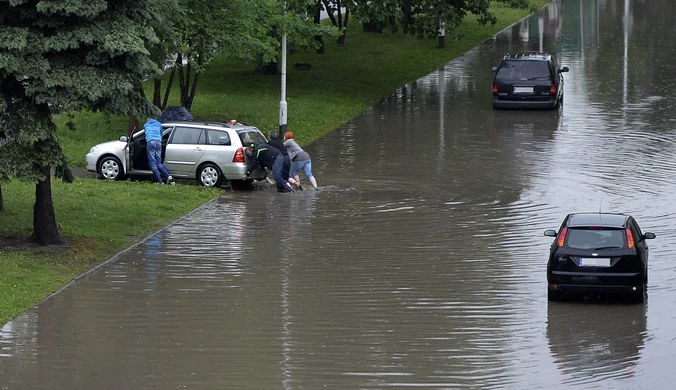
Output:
top-left (282, 154), bottom-right (291, 181)
top-left (272, 155), bottom-right (292, 192)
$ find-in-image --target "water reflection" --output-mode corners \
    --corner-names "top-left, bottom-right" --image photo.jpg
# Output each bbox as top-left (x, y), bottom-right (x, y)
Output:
top-left (547, 302), bottom-right (646, 385)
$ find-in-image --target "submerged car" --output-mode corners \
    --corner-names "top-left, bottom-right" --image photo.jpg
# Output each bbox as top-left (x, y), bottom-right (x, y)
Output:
top-left (491, 52), bottom-right (569, 110)
top-left (544, 213), bottom-right (656, 303)
top-left (86, 121), bottom-right (267, 187)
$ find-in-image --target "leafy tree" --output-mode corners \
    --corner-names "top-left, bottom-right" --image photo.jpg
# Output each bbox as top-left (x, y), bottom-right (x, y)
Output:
top-left (0, 0), bottom-right (163, 245)
top-left (152, 0), bottom-right (338, 108)
top-left (321, 0), bottom-right (532, 45)
top-left (321, 0), bottom-right (351, 45)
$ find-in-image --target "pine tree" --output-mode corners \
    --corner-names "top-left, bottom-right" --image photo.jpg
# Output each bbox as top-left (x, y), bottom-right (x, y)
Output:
top-left (0, 0), bottom-right (165, 244)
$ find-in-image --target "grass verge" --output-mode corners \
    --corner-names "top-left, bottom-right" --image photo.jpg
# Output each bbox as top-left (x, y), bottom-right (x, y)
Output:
top-left (1, 1), bottom-right (549, 325)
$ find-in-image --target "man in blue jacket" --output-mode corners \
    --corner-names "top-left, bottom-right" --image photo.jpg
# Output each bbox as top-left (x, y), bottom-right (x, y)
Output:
top-left (144, 118), bottom-right (173, 184)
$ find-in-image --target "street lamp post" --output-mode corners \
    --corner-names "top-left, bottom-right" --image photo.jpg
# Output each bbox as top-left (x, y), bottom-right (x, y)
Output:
top-left (438, 21), bottom-right (445, 49)
top-left (279, 34), bottom-right (287, 139)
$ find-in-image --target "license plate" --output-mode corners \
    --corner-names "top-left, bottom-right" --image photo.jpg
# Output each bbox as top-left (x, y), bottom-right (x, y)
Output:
top-left (579, 258), bottom-right (610, 267)
top-left (513, 87), bottom-right (533, 93)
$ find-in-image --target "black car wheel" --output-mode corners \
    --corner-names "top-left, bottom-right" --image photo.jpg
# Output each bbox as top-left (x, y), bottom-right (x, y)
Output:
top-left (548, 289), bottom-right (561, 302)
top-left (197, 163), bottom-right (224, 187)
top-left (97, 156), bottom-right (124, 181)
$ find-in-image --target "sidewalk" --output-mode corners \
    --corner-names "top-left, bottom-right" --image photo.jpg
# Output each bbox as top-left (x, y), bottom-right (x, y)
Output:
top-left (71, 167), bottom-right (97, 179)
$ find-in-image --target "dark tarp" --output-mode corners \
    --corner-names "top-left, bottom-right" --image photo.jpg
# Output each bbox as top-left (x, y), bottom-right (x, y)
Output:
top-left (156, 106), bottom-right (193, 122)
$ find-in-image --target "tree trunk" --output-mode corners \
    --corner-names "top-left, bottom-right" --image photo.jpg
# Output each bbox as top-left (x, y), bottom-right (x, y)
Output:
top-left (162, 68), bottom-right (176, 110)
top-left (336, 5), bottom-right (349, 45)
top-left (321, 0), bottom-right (338, 28)
top-left (153, 78), bottom-right (161, 107)
top-left (128, 115), bottom-right (140, 136)
top-left (30, 165), bottom-right (65, 246)
top-left (185, 55), bottom-right (203, 112)
top-left (177, 54), bottom-right (188, 108)
top-left (314, 1), bottom-right (325, 54)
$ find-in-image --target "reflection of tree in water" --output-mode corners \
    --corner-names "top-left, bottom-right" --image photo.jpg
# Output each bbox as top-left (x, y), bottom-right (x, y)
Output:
top-left (546, 302), bottom-right (646, 384)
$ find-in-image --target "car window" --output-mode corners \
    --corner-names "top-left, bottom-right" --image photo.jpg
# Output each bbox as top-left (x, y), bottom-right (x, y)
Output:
top-left (208, 130), bottom-right (231, 146)
top-left (171, 127), bottom-right (203, 145)
top-left (238, 130), bottom-right (266, 146)
top-left (566, 228), bottom-right (625, 250)
top-left (496, 60), bottom-right (550, 80)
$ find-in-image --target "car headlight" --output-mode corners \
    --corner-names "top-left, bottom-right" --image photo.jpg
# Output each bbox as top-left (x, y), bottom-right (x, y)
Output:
top-left (89, 146), bottom-right (96, 153)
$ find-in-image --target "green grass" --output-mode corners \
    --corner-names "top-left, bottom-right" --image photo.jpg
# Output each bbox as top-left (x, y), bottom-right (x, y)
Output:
top-left (1, 1), bottom-right (549, 325)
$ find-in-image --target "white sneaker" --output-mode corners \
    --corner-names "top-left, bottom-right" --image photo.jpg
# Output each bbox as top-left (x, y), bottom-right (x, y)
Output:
top-left (167, 176), bottom-right (175, 185)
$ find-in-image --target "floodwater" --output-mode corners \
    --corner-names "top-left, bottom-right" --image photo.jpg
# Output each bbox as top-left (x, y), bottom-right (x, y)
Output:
top-left (2, 0), bottom-right (676, 388)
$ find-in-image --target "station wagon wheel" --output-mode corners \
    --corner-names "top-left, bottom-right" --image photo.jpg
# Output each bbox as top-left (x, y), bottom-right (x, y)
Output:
top-left (197, 163), bottom-right (224, 187)
top-left (97, 156), bottom-right (124, 181)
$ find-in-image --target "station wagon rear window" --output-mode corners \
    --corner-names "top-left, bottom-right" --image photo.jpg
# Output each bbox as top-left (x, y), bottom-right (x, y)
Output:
top-left (496, 60), bottom-right (550, 80)
top-left (238, 130), bottom-right (267, 145)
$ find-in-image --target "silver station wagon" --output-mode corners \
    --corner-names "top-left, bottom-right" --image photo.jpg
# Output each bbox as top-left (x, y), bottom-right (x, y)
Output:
top-left (86, 121), bottom-right (267, 187)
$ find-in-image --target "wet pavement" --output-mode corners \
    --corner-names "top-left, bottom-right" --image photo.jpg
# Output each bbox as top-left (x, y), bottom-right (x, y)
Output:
top-left (2, 0), bottom-right (676, 388)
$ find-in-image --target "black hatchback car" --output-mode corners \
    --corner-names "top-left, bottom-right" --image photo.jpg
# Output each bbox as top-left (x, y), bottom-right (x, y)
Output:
top-left (544, 213), bottom-right (656, 302)
top-left (491, 52), bottom-right (569, 110)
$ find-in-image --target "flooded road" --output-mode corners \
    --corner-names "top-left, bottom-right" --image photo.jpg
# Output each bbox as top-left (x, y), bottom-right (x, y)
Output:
top-left (2, 0), bottom-right (676, 388)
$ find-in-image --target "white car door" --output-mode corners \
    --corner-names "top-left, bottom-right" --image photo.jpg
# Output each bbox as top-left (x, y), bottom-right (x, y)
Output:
top-left (164, 126), bottom-right (206, 177)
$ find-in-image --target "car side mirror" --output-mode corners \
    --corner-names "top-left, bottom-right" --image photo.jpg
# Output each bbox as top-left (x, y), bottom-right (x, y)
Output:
top-left (644, 232), bottom-right (656, 239)
top-left (119, 136), bottom-right (128, 142)
top-left (560, 67), bottom-right (569, 73)
top-left (491, 66), bottom-right (498, 72)
top-left (544, 229), bottom-right (557, 237)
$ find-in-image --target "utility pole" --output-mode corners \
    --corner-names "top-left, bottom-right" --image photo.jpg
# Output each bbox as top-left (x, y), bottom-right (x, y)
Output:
top-left (438, 21), bottom-right (445, 49)
top-left (279, 34), bottom-right (287, 139)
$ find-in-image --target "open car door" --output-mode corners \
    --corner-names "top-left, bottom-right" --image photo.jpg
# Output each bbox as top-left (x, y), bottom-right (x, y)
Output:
top-left (127, 126), bottom-right (173, 173)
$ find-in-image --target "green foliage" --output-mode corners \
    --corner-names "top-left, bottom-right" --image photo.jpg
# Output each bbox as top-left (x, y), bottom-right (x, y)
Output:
top-left (331, 0), bottom-right (539, 40)
top-left (0, 1), bottom-right (163, 117)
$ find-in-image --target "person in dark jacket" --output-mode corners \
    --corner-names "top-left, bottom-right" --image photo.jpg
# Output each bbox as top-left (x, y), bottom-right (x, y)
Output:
top-left (242, 142), bottom-right (293, 193)
top-left (267, 130), bottom-right (292, 186)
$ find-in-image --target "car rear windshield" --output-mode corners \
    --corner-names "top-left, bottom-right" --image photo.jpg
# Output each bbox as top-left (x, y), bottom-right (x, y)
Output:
top-left (496, 60), bottom-right (550, 80)
top-left (566, 228), bottom-right (625, 250)
top-left (238, 130), bottom-right (266, 145)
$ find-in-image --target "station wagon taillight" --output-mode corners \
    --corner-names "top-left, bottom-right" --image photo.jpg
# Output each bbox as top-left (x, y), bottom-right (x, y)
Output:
top-left (626, 228), bottom-right (635, 249)
top-left (550, 83), bottom-right (557, 95)
top-left (492, 83), bottom-right (498, 95)
top-left (233, 147), bottom-right (245, 163)
top-left (557, 227), bottom-right (568, 247)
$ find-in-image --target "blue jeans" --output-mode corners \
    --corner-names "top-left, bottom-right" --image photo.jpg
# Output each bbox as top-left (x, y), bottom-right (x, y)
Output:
top-left (272, 155), bottom-right (292, 192)
top-left (146, 140), bottom-right (170, 183)
top-left (291, 159), bottom-right (313, 179)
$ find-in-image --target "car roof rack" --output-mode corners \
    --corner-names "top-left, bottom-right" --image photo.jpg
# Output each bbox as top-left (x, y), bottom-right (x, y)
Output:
top-left (504, 52), bottom-right (551, 60)
top-left (163, 121), bottom-right (252, 128)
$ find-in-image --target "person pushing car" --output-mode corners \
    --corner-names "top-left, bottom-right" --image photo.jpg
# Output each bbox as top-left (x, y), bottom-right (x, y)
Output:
top-left (242, 142), bottom-right (293, 193)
